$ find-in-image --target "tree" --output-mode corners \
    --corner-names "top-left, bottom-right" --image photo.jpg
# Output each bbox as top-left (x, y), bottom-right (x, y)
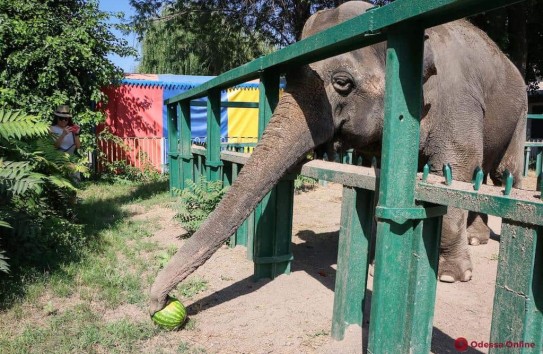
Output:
top-left (0, 0), bottom-right (136, 132)
top-left (132, 0), bottom-right (542, 87)
top-left (139, 2), bottom-right (273, 75)
top-left (131, 0), bottom-right (352, 48)
top-left (470, 0), bottom-right (543, 88)
top-left (0, 0), bottom-right (135, 272)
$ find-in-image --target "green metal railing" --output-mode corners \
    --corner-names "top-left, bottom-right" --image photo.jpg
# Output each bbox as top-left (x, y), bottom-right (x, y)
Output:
top-left (524, 114), bottom-right (543, 180)
top-left (166, 0), bottom-right (542, 352)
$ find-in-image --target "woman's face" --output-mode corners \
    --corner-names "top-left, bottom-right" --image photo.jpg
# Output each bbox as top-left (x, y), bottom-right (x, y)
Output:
top-left (57, 116), bottom-right (69, 127)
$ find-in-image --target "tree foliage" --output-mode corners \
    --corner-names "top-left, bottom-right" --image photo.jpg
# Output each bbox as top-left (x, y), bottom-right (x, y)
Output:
top-left (0, 109), bottom-right (84, 273)
top-left (139, 2), bottom-right (273, 75)
top-left (132, 0), bottom-right (542, 86)
top-left (470, 0), bottom-right (543, 88)
top-left (0, 0), bottom-right (131, 273)
top-left (131, 0), bottom-right (352, 49)
top-left (0, 0), bottom-right (136, 137)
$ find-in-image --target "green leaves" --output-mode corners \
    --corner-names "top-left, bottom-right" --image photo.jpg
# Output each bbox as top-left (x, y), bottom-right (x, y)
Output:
top-left (0, 109), bottom-right (49, 140)
top-left (174, 177), bottom-right (228, 235)
top-left (0, 0), bottom-right (136, 154)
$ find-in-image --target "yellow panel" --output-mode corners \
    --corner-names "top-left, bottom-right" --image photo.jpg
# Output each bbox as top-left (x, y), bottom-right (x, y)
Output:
top-left (227, 88), bottom-right (259, 144)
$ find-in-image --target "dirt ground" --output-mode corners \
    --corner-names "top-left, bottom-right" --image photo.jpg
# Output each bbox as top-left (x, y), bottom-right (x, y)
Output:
top-left (139, 175), bottom-right (539, 354)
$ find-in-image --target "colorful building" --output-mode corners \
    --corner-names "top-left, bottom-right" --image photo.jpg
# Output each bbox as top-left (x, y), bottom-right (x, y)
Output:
top-left (101, 74), bottom-right (265, 172)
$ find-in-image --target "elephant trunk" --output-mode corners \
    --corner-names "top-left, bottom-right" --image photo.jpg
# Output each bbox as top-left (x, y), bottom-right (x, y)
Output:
top-left (149, 73), bottom-right (333, 315)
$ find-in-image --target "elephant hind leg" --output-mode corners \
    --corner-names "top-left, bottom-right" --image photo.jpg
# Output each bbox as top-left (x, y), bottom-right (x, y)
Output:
top-left (489, 113), bottom-right (526, 189)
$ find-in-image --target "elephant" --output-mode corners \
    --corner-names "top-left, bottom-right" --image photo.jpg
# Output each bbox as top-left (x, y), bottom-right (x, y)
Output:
top-left (150, 1), bottom-right (527, 314)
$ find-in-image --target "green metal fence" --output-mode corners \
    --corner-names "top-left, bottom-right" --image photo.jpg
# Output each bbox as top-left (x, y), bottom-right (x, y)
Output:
top-left (524, 114), bottom-right (543, 179)
top-left (166, 0), bottom-right (543, 352)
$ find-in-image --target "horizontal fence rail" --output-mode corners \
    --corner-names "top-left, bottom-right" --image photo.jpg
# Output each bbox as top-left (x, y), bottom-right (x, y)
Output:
top-left (164, 0), bottom-right (542, 352)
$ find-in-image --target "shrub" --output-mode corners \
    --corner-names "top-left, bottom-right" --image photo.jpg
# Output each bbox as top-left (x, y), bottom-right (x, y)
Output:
top-left (0, 109), bottom-right (84, 272)
top-left (173, 177), bottom-right (228, 236)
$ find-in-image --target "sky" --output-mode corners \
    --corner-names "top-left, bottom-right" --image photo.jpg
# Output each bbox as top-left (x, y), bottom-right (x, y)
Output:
top-left (98, 0), bottom-right (140, 73)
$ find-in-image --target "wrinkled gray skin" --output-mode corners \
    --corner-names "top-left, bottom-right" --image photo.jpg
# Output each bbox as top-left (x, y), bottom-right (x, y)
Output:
top-left (150, 1), bottom-right (527, 314)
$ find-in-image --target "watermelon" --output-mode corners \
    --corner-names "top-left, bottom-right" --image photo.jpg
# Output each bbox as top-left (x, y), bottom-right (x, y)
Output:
top-left (151, 297), bottom-right (187, 330)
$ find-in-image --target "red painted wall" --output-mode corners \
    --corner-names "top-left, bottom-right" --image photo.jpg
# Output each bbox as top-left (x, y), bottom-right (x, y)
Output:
top-left (100, 84), bottom-right (164, 171)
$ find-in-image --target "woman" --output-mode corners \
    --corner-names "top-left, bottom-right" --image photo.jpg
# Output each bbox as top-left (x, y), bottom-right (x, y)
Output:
top-left (50, 105), bottom-right (80, 155)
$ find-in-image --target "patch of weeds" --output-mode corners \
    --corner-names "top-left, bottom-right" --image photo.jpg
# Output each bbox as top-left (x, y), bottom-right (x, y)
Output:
top-left (156, 251), bottom-right (172, 269)
top-left (184, 318), bottom-right (198, 331)
top-left (309, 329), bottom-right (330, 338)
top-left (43, 301), bottom-right (57, 316)
top-left (177, 277), bottom-right (209, 299)
top-left (294, 175), bottom-right (318, 194)
top-left (220, 275), bottom-right (234, 281)
top-left (177, 340), bottom-right (207, 353)
top-left (174, 177), bottom-right (228, 236)
top-left (489, 253), bottom-right (499, 261)
top-left (78, 257), bottom-right (143, 308)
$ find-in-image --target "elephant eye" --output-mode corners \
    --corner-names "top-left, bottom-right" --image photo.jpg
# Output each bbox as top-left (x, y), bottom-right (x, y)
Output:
top-left (332, 72), bottom-right (355, 95)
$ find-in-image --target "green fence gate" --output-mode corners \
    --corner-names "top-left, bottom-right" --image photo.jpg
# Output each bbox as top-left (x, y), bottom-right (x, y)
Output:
top-left (166, 0), bottom-right (543, 352)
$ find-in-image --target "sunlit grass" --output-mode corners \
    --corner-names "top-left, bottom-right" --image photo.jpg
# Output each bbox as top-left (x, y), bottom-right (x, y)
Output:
top-left (0, 180), bottom-right (210, 353)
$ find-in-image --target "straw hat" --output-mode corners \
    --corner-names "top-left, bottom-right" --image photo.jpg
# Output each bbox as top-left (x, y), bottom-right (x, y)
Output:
top-left (54, 105), bottom-right (72, 118)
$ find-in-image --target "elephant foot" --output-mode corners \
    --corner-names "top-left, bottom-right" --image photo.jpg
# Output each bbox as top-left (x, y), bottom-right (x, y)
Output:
top-left (438, 254), bottom-right (472, 283)
top-left (467, 213), bottom-right (490, 246)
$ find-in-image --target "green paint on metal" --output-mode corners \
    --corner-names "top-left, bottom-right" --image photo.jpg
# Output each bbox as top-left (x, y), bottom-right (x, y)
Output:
top-left (443, 163), bottom-right (453, 186)
top-left (528, 114), bottom-right (543, 120)
top-left (423, 164), bottom-right (430, 182)
top-left (190, 101), bottom-right (259, 109)
top-left (473, 166), bottom-right (484, 191)
top-left (332, 187), bottom-right (373, 340)
top-left (503, 170), bottom-right (514, 196)
top-left (167, 104), bottom-right (180, 192)
top-left (179, 101), bottom-right (193, 190)
top-left (368, 28), bottom-right (438, 353)
top-left (375, 204), bottom-right (447, 224)
top-left (524, 147), bottom-right (531, 177)
top-left (415, 182), bottom-right (543, 226)
top-left (489, 221), bottom-right (542, 353)
top-left (205, 89), bottom-right (223, 181)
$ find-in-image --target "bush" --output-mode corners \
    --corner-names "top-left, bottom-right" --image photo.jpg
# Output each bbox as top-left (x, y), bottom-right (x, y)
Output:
top-left (173, 177), bottom-right (228, 236)
top-left (0, 109), bottom-right (83, 273)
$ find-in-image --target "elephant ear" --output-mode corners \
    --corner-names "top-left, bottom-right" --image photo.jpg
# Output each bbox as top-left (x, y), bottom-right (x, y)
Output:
top-left (423, 34), bottom-right (437, 83)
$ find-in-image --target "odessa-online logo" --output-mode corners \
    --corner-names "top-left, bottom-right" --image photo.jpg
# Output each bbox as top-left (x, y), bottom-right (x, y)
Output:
top-left (454, 337), bottom-right (469, 352)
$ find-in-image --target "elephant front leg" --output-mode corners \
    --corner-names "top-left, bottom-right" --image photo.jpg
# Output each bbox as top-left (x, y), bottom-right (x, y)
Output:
top-left (467, 211), bottom-right (491, 245)
top-left (438, 207), bottom-right (473, 283)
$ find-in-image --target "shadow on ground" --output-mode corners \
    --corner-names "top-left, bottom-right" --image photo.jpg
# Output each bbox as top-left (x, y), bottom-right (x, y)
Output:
top-left (186, 228), bottom-right (481, 353)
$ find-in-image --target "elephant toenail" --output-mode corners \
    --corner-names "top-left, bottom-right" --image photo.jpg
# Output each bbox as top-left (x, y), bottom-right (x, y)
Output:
top-left (469, 237), bottom-right (480, 246)
top-left (439, 274), bottom-right (455, 283)
top-left (462, 270), bottom-right (472, 282)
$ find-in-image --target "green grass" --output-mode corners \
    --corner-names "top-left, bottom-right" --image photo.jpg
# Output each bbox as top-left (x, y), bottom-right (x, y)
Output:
top-left (0, 304), bottom-right (158, 353)
top-left (0, 180), bottom-right (209, 353)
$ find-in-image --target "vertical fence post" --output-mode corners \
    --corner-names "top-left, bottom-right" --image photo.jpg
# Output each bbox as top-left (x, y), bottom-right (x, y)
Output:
top-left (332, 186), bottom-right (373, 340)
top-left (167, 103), bottom-right (180, 191)
top-left (368, 28), bottom-right (442, 353)
top-left (489, 220), bottom-right (543, 353)
top-left (252, 69), bottom-right (294, 279)
top-left (206, 89), bottom-right (223, 182)
top-left (179, 101), bottom-right (193, 189)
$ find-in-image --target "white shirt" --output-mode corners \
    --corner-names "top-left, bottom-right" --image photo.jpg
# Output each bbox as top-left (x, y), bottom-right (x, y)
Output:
top-left (51, 125), bottom-right (76, 154)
